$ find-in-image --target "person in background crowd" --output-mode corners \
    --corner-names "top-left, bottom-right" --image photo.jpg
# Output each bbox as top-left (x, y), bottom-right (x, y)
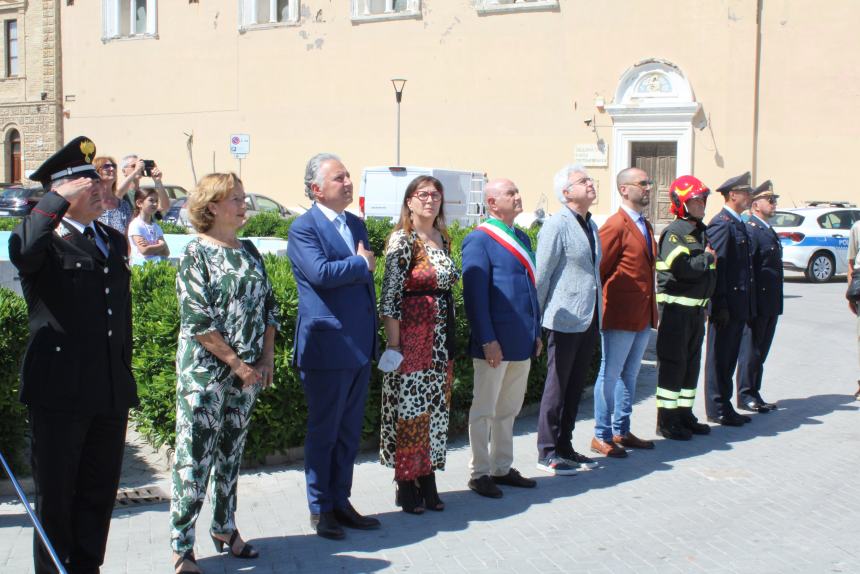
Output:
top-left (846, 217), bottom-right (860, 399)
top-left (287, 153), bottom-right (381, 540)
top-left (170, 173), bottom-right (278, 573)
top-left (654, 176), bottom-right (716, 440)
top-left (380, 175), bottom-right (460, 513)
top-left (9, 136), bottom-right (138, 574)
top-left (118, 154), bottom-right (170, 215)
top-left (535, 164), bottom-right (602, 476)
top-left (127, 187), bottom-right (169, 265)
top-left (94, 155), bottom-right (133, 234)
top-left (736, 180), bottom-right (782, 413)
top-left (704, 172), bottom-right (756, 426)
top-left (591, 167), bottom-right (658, 458)
top-left (462, 178), bottom-right (540, 499)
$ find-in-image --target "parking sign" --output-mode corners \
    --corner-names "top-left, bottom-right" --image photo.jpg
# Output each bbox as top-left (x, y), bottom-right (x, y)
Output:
top-left (230, 134), bottom-right (250, 157)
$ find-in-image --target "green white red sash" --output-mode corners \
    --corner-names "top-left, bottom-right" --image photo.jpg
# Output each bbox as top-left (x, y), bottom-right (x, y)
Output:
top-left (477, 218), bottom-right (537, 285)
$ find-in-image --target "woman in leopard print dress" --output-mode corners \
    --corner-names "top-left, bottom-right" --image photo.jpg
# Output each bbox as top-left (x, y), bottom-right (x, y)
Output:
top-left (380, 175), bottom-right (460, 514)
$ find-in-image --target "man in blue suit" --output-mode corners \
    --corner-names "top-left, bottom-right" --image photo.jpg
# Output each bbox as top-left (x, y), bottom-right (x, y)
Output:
top-left (463, 178), bottom-right (542, 498)
top-left (704, 172), bottom-right (756, 426)
top-left (737, 180), bottom-right (782, 413)
top-left (287, 153), bottom-right (380, 540)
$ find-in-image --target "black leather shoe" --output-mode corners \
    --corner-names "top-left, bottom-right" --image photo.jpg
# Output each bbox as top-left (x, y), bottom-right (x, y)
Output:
top-left (333, 503), bottom-right (381, 530)
top-left (707, 413), bottom-right (746, 426)
top-left (468, 475), bottom-right (503, 498)
top-left (310, 512), bottom-right (345, 540)
top-left (757, 396), bottom-right (777, 410)
top-left (738, 400), bottom-right (770, 413)
top-left (491, 468), bottom-right (536, 488)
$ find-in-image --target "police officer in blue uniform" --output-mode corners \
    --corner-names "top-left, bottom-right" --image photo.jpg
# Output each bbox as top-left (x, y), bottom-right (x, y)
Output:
top-left (736, 180), bottom-right (782, 413)
top-left (8, 137), bottom-right (137, 574)
top-left (704, 172), bottom-right (756, 426)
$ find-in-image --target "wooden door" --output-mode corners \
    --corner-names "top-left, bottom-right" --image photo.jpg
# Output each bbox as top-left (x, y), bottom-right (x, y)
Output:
top-left (631, 141), bottom-right (677, 224)
top-left (7, 129), bottom-right (21, 183)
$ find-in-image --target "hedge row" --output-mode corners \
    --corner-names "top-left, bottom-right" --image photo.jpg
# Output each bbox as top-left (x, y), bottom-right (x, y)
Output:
top-left (129, 218), bottom-right (599, 463)
top-left (0, 214), bottom-right (600, 472)
top-left (0, 287), bottom-right (30, 474)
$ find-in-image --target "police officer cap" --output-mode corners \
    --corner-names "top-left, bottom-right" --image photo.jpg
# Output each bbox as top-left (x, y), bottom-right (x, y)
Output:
top-left (29, 136), bottom-right (99, 188)
top-left (716, 171), bottom-right (752, 195)
top-left (751, 180), bottom-right (778, 200)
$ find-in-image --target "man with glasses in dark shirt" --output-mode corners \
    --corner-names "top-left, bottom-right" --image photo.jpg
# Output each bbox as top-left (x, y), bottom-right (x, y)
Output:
top-left (534, 164), bottom-right (602, 476)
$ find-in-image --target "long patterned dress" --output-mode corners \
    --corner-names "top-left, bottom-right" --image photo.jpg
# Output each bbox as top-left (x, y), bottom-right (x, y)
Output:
top-left (170, 238), bottom-right (279, 554)
top-left (380, 229), bottom-right (460, 480)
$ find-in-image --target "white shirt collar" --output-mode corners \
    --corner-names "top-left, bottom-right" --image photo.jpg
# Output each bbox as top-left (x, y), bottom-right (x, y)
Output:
top-left (723, 205), bottom-right (743, 221)
top-left (62, 217), bottom-right (90, 234)
top-left (315, 201), bottom-right (342, 223)
top-left (620, 204), bottom-right (645, 222)
top-left (752, 214), bottom-right (771, 228)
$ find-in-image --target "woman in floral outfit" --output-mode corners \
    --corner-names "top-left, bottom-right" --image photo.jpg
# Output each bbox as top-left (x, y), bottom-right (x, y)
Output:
top-left (170, 173), bottom-right (278, 574)
top-left (380, 175), bottom-right (460, 514)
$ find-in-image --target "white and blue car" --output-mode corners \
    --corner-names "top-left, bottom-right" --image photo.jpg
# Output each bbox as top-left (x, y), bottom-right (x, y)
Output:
top-left (771, 203), bottom-right (860, 282)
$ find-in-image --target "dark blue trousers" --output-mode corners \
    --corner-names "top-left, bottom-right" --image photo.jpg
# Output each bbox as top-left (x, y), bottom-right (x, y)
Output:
top-left (705, 318), bottom-right (747, 418)
top-left (737, 315), bottom-right (779, 404)
top-left (536, 316), bottom-right (599, 460)
top-left (300, 363), bottom-right (371, 514)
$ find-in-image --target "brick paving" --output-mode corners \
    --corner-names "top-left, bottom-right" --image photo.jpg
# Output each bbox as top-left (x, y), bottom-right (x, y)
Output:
top-left (1, 276), bottom-right (858, 573)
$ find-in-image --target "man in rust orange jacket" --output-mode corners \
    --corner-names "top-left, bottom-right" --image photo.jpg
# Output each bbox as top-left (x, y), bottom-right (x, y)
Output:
top-left (590, 167), bottom-right (659, 458)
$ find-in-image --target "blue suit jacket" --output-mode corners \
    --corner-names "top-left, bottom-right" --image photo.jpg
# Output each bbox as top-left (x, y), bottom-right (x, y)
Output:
top-left (747, 215), bottom-right (784, 317)
top-left (462, 226), bottom-right (541, 361)
top-left (706, 207), bottom-right (756, 321)
top-left (287, 204), bottom-right (378, 370)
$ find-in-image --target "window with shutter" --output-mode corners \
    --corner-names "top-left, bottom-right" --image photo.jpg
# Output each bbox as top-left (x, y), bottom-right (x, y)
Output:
top-left (350, 0), bottom-right (420, 22)
top-left (475, 0), bottom-right (558, 14)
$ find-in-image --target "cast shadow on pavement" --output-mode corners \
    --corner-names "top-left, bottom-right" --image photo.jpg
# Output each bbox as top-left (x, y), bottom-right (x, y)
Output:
top-left (186, 392), bottom-right (855, 573)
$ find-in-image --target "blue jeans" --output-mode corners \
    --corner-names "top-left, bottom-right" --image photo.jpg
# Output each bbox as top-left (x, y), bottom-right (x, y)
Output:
top-left (593, 328), bottom-right (651, 441)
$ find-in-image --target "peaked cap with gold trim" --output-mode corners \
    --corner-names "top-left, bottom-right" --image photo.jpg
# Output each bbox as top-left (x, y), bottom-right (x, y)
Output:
top-left (29, 136), bottom-right (99, 188)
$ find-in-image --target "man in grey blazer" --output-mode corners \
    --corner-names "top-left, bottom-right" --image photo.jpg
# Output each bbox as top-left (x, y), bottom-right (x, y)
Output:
top-left (535, 164), bottom-right (603, 475)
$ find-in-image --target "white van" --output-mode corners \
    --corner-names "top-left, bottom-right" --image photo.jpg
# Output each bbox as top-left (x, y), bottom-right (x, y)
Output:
top-left (359, 166), bottom-right (485, 226)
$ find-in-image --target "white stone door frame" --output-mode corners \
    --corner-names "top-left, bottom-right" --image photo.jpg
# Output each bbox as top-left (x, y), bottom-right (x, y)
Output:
top-left (606, 112), bottom-right (697, 211)
top-left (604, 59), bottom-right (701, 212)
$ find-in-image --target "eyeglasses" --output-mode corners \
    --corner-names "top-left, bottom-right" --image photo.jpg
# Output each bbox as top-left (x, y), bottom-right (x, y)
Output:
top-left (626, 180), bottom-right (654, 188)
top-left (99, 164), bottom-right (116, 170)
top-left (413, 191), bottom-right (443, 202)
top-left (571, 177), bottom-right (594, 186)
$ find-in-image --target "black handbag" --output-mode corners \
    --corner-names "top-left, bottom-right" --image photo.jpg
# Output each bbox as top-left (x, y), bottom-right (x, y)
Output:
top-left (847, 272), bottom-right (860, 302)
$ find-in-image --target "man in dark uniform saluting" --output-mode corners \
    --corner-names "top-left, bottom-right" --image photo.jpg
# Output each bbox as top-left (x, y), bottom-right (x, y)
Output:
top-left (736, 180), bottom-right (782, 413)
top-left (704, 172), bottom-right (755, 426)
top-left (8, 137), bottom-right (138, 573)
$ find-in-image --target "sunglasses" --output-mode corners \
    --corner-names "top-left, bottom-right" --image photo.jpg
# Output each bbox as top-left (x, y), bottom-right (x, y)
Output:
top-left (627, 180), bottom-right (654, 188)
top-left (99, 164), bottom-right (116, 170)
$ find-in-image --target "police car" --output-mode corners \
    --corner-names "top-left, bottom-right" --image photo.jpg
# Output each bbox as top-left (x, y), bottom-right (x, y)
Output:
top-left (772, 202), bottom-right (860, 282)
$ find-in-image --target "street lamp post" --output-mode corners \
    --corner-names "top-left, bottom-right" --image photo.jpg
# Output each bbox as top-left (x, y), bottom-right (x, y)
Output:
top-left (391, 78), bottom-right (407, 166)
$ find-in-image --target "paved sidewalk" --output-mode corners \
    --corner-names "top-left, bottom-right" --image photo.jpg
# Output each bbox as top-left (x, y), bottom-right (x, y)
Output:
top-left (1, 277), bottom-right (858, 573)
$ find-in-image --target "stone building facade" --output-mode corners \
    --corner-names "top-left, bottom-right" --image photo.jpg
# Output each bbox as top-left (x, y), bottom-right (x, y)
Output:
top-left (0, 0), bottom-right (62, 184)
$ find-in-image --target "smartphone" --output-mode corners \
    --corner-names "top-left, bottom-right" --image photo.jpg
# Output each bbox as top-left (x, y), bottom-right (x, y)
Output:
top-left (143, 160), bottom-right (155, 177)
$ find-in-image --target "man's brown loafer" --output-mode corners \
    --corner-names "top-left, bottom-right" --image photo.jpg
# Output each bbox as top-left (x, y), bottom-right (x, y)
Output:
top-left (612, 432), bottom-right (655, 450)
top-left (590, 437), bottom-right (627, 458)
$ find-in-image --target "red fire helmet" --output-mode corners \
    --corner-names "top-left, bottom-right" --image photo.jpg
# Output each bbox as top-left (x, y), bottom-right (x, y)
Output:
top-left (669, 175), bottom-right (710, 219)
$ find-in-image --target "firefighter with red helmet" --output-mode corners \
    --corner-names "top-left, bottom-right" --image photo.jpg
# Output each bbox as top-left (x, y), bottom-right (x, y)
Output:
top-left (655, 176), bottom-right (717, 439)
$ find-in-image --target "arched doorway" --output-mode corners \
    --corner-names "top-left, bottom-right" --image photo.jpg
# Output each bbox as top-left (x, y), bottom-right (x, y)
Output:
top-left (605, 60), bottom-right (702, 224)
top-left (6, 129), bottom-right (21, 183)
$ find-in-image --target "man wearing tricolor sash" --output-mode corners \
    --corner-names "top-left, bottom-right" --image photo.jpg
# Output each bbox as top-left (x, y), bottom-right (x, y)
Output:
top-left (463, 179), bottom-right (542, 498)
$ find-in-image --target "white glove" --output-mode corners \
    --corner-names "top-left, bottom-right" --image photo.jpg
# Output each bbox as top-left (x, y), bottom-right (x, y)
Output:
top-left (378, 348), bottom-right (404, 373)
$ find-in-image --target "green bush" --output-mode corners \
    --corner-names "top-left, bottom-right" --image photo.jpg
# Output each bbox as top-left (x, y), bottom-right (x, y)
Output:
top-left (129, 220), bottom-right (600, 464)
top-left (0, 217), bottom-right (21, 231)
top-left (239, 212), bottom-right (295, 240)
top-left (0, 288), bottom-right (30, 475)
top-left (160, 221), bottom-right (189, 235)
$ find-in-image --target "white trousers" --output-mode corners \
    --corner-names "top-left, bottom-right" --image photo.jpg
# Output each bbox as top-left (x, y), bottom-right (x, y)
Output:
top-left (467, 358), bottom-right (531, 479)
